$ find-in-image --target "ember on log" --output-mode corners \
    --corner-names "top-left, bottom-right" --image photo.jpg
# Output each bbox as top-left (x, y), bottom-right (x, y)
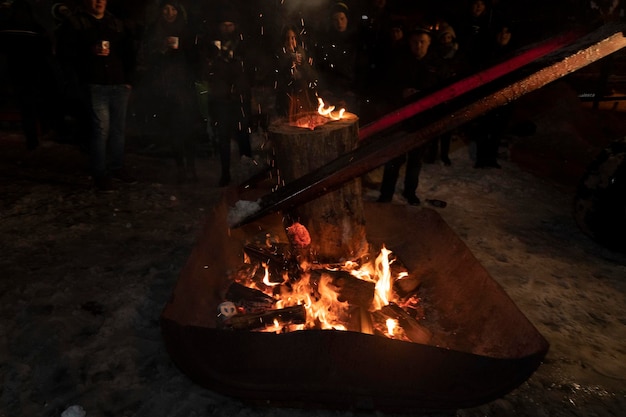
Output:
top-left (373, 303), bottom-right (433, 345)
top-left (320, 268), bottom-right (375, 307)
top-left (242, 243), bottom-right (293, 283)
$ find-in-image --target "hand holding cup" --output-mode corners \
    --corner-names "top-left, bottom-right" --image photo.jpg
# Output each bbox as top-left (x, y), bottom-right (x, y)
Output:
top-left (95, 40), bottom-right (110, 56)
top-left (166, 36), bottom-right (179, 50)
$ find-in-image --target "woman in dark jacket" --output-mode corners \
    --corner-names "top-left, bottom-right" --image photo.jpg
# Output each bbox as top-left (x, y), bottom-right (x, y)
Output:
top-left (139, 0), bottom-right (199, 183)
top-left (274, 24), bottom-right (318, 120)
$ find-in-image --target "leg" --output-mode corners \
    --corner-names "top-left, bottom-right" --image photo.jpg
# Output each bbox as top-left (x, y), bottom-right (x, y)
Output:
top-left (236, 97), bottom-right (252, 158)
top-left (440, 132), bottom-right (451, 165)
top-left (423, 139), bottom-right (437, 164)
top-left (209, 100), bottom-right (233, 186)
top-left (378, 155), bottom-right (404, 202)
top-left (88, 84), bottom-right (110, 180)
top-left (108, 84), bottom-right (131, 172)
top-left (403, 147), bottom-right (424, 205)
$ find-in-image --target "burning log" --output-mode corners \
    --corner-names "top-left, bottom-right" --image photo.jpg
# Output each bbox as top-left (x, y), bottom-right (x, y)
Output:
top-left (321, 268), bottom-right (376, 307)
top-left (224, 305), bottom-right (306, 331)
top-left (269, 114), bottom-right (368, 263)
top-left (243, 244), bottom-right (294, 282)
top-left (373, 303), bottom-right (433, 345)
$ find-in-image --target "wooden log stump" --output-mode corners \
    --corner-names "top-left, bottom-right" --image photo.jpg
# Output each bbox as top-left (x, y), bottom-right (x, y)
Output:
top-left (269, 115), bottom-right (368, 263)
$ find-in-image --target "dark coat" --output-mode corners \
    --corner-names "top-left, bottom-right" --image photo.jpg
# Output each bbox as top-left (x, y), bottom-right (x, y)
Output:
top-left (139, 16), bottom-right (196, 98)
top-left (56, 9), bottom-right (136, 86)
top-left (274, 44), bottom-right (318, 116)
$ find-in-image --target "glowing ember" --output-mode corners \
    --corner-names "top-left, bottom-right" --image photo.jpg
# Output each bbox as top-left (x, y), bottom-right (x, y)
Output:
top-left (286, 222), bottom-right (311, 248)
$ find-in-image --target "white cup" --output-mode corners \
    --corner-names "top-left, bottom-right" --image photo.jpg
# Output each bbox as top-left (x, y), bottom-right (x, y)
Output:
top-left (167, 36), bottom-right (179, 50)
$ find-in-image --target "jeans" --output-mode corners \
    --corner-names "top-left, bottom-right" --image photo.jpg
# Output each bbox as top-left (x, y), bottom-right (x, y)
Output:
top-left (88, 84), bottom-right (131, 179)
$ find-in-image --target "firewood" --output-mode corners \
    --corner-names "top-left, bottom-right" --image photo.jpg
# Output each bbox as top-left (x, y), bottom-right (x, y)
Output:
top-left (322, 269), bottom-right (375, 307)
top-left (225, 305), bottom-right (306, 331)
top-left (225, 282), bottom-right (276, 313)
top-left (379, 303), bottom-right (432, 344)
top-left (243, 244), bottom-right (292, 283)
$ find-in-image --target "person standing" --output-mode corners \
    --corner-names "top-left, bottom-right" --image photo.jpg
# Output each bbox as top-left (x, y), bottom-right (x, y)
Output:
top-left (201, 8), bottom-right (253, 187)
top-left (0, 0), bottom-right (59, 151)
top-left (377, 27), bottom-right (449, 205)
top-left (313, 2), bottom-right (360, 112)
top-left (138, 0), bottom-right (199, 183)
top-left (56, 0), bottom-right (137, 191)
top-left (457, 0), bottom-right (494, 72)
top-left (273, 23), bottom-right (318, 120)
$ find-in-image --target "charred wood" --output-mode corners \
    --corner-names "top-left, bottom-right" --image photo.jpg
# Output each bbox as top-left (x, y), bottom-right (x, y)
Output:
top-left (377, 303), bottom-right (433, 345)
top-left (224, 305), bottom-right (307, 331)
top-left (322, 269), bottom-right (376, 307)
top-left (225, 282), bottom-right (276, 313)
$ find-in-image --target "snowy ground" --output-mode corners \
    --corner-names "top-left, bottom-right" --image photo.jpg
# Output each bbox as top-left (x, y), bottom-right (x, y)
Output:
top-left (1, 83), bottom-right (626, 417)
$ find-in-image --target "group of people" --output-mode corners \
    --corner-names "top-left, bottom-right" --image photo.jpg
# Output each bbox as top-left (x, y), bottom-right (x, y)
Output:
top-left (288, 0), bottom-right (519, 205)
top-left (1, 0), bottom-right (521, 195)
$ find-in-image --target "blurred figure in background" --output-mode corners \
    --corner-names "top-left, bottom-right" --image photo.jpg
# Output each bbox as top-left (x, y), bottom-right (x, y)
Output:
top-left (469, 22), bottom-right (517, 169)
top-left (56, 0), bottom-right (137, 191)
top-left (200, 7), bottom-right (253, 187)
top-left (139, 0), bottom-right (199, 183)
top-left (424, 21), bottom-right (463, 166)
top-left (0, 0), bottom-right (59, 150)
top-left (314, 2), bottom-right (360, 112)
top-left (457, 0), bottom-right (493, 72)
top-left (273, 23), bottom-right (318, 120)
top-left (378, 27), bottom-right (450, 205)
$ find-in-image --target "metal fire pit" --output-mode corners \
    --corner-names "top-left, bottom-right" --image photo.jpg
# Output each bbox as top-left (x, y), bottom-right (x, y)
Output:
top-left (160, 190), bottom-right (549, 413)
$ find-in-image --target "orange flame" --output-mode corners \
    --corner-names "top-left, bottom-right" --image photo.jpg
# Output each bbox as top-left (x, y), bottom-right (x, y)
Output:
top-left (261, 262), bottom-right (281, 287)
top-left (386, 318), bottom-right (397, 337)
top-left (236, 240), bottom-right (407, 336)
top-left (317, 98), bottom-right (345, 120)
top-left (373, 245), bottom-right (394, 310)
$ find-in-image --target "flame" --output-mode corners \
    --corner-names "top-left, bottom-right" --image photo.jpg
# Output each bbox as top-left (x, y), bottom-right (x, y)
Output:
top-left (317, 98), bottom-right (345, 120)
top-left (261, 262), bottom-right (280, 287)
top-left (373, 245), bottom-right (394, 310)
top-left (289, 97), bottom-right (347, 130)
top-left (386, 318), bottom-right (397, 337)
top-left (277, 272), bottom-right (349, 330)
top-left (233, 240), bottom-right (412, 337)
top-left (351, 245), bottom-right (396, 311)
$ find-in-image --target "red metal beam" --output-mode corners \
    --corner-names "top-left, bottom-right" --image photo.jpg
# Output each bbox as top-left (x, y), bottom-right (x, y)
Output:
top-left (358, 30), bottom-right (583, 141)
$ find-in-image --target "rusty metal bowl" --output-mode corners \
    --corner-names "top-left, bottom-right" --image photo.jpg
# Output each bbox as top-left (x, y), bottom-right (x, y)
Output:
top-left (161, 195), bottom-right (549, 413)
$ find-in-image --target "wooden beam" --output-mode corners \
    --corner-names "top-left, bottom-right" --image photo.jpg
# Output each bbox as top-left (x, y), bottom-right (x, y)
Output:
top-left (230, 23), bottom-right (626, 228)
